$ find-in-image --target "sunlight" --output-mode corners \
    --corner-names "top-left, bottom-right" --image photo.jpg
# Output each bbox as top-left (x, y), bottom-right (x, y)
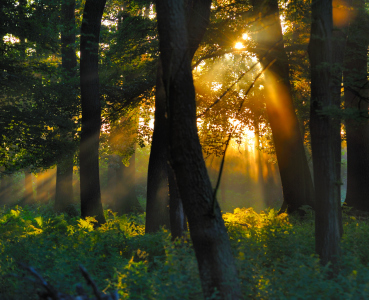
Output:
top-left (234, 42), bottom-right (245, 50)
top-left (242, 33), bottom-right (250, 41)
top-left (3, 34), bottom-right (20, 44)
top-left (263, 72), bottom-right (295, 139)
top-left (211, 82), bottom-right (223, 92)
top-left (333, 0), bottom-right (352, 27)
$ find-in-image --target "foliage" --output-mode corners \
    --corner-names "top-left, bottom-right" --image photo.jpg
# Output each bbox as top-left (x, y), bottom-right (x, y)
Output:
top-left (1, 204), bottom-right (369, 299)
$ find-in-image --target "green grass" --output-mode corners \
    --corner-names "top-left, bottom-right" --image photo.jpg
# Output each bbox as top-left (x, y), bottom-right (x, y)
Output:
top-left (1, 204), bottom-right (369, 299)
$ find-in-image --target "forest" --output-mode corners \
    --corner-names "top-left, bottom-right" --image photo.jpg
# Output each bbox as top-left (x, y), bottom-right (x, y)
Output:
top-left (1, 0), bottom-right (369, 299)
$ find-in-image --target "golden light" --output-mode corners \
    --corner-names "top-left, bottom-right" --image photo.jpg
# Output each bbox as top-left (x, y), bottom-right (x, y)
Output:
top-left (234, 42), bottom-right (245, 50)
top-left (333, 0), bottom-right (353, 28)
top-left (242, 33), bottom-right (250, 40)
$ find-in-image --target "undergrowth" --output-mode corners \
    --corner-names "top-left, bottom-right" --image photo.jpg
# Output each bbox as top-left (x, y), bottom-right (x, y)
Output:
top-left (1, 204), bottom-right (369, 299)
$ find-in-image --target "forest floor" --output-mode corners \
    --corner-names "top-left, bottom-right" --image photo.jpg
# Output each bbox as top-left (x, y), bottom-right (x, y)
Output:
top-left (1, 203), bottom-right (369, 299)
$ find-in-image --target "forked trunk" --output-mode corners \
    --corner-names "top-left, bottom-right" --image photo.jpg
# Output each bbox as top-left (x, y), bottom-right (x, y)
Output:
top-left (156, 0), bottom-right (242, 298)
top-left (251, 0), bottom-right (315, 213)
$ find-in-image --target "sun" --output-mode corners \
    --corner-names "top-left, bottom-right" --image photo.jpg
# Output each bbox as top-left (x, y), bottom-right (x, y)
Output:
top-left (234, 42), bottom-right (245, 50)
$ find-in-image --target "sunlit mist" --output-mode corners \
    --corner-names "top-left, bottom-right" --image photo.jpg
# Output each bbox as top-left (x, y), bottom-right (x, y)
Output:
top-left (206, 134), bottom-right (282, 213)
top-left (333, 0), bottom-right (353, 28)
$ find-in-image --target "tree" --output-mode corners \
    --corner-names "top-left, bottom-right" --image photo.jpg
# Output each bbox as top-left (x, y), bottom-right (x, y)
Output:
top-left (145, 61), bottom-right (171, 233)
top-left (156, 0), bottom-right (242, 298)
top-left (344, 0), bottom-right (369, 211)
top-left (251, 0), bottom-right (315, 214)
top-left (55, 0), bottom-right (78, 214)
top-left (80, 0), bottom-right (107, 224)
top-left (309, 0), bottom-right (342, 265)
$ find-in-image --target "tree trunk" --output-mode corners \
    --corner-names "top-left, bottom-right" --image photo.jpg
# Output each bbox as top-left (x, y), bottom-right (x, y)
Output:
top-left (79, 0), bottom-right (106, 224)
top-left (145, 61), bottom-right (171, 233)
top-left (309, 0), bottom-right (342, 266)
top-left (146, 0), bottom-right (213, 237)
top-left (55, 0), bottom-right (77, 214)
top-left (145, 60), bottom-right (184, 236)
top-left (168, 164), bottom-right (187, 239)
top-left (251, 0), bottom-right (315, 214)
top-left (156, 0), bottom-right (242, 298)
top-left (329, 0), bottom-right (352, 236)
top-left (344, 0), bottom-right (369, 211)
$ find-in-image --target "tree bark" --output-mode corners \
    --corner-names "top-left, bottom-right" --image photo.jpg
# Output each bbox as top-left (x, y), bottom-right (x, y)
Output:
top-left (79, 0), bottom-right (106, 224)
top-left (344, 0), bottom-right (369, 211)
top-left (156, 0), bottom-right (242, 298)
top-left (145, 61), bottom-right (171, 233)
top-left (330, 0), bottom-right (352, 235)
top-left (251, 0), bottom-right (315, 213)
top-left (55, 0), bottom-right (77, 214)
top-left (309, 0), bottom-right (342, 266)
top-left (168, 164), bottom-right (187, 239)
top-left (146, 0), bottom-right (213, 237)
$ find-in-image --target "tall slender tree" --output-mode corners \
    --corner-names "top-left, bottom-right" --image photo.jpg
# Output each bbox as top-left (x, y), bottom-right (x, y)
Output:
top-left (344, 0), bottom-right (369, 211)
top-left (251, 0), bottom-right (315, 213)
top-left (145, 61), bottom-right (171, 233)
top-left (309, 0), bottom-right (342, 265)
top-left (146, 0), bottom-right (218, 237)
top-left (156, 0), bottom-right (242, 298)
top-left (79, 0), bottom-right (107, 224)
top-left (55, 0), bottom-right (77, 214)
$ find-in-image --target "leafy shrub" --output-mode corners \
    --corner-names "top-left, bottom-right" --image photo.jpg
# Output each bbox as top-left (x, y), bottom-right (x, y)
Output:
top-left (1, 205), bottom-right (369, 299)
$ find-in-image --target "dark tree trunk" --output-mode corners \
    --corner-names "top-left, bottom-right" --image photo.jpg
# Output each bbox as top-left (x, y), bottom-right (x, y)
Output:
top-left (79, 0), bottom-right (106, 224)
top-left (156, 0), bottom-right (242, 298)
top-left (344, 0), bottom-right (369, 211)
top-left (251, 0), bottom-right (315, 214)
top-left (116, 151), bottom-right (143, 214)
top-left (55, 0), bottom-right (77, 213)
top-left (168, 165), bottom-right (187, 239)
top-left (330, 0), bottom-right (351, 235)
top-left (145, 61), bottom-right (171, 233)
top-left (146, 0), bottom-right (213, 237)
top-left (309, 0), bottom-right (342, 266)
top-left (255, 122), bottom-right (266, 205)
